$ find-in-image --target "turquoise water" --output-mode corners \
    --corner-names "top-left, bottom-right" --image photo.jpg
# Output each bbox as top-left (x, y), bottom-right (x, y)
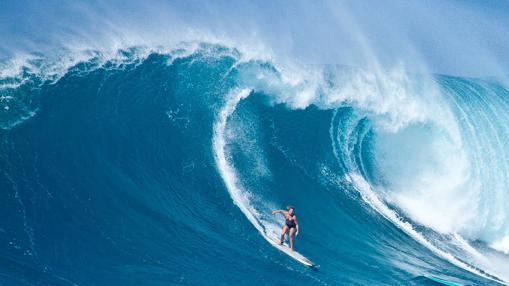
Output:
top-left (0, 44), bottom-right (508, 285)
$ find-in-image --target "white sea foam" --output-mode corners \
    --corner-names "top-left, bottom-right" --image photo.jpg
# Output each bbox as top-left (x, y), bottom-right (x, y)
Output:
top-left (492, 236), bottom-right (509, 254)
top-left (346, 172), bottom-right (505, 284)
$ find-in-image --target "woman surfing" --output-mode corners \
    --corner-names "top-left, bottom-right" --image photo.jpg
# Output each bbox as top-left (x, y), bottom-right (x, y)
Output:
top-left (272, 206), bottom-right (299, 252)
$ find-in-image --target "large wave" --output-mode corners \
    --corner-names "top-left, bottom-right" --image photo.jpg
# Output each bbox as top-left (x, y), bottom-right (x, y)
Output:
top-left (1, 44), bottom-right (508, 285)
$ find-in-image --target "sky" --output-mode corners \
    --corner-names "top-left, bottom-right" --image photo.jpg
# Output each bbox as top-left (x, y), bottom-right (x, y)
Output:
top-left (1, 0), bottom-right (509, 76)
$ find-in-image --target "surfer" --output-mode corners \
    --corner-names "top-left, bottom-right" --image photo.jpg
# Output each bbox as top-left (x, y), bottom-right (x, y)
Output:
top-left (272, 206), bottom-right (299, 251)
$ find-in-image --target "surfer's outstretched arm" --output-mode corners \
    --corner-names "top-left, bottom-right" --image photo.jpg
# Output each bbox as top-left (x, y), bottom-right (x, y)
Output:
top-left (272, 210), bottom-right (288, 216)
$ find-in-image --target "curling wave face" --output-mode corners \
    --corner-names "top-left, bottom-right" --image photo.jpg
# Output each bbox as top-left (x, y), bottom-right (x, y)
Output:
top-left (0, 43), bottom-right (508, 285)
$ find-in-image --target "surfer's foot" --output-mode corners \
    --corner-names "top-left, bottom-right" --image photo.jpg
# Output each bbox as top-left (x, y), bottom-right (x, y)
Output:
top-left (279, 240), bottom-right (283, 245)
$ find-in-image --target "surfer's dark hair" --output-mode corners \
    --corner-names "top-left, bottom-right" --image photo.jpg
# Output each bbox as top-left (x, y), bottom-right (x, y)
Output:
top-left (287, 206), bottom-right (295, 210)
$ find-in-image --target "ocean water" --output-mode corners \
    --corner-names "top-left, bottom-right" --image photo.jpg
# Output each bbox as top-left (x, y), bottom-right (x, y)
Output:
top-left (1, 44), bottom-right (509, 285)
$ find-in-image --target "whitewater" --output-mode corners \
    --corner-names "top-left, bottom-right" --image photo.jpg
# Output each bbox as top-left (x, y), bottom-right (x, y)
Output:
top-left (2, 1), bottom-right (509, 285)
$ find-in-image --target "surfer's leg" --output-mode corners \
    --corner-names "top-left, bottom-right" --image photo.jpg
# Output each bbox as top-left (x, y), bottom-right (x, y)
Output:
top-left (289, 228), bottom-right (295, 251)
top-left (280, 225), bottom-right (288, 245)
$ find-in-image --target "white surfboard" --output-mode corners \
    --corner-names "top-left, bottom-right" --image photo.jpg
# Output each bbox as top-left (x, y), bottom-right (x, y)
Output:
top-left (268, 237), bottom-right (319, 268)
